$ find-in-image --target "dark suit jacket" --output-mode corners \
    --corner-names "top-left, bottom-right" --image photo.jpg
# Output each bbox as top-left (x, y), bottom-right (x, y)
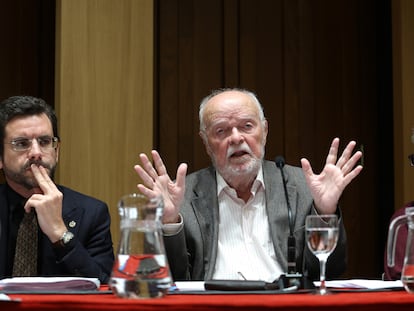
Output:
top-left (165, 160), bottom-right (347, 281)
top-left (0, 184), bottom-right (114, 283)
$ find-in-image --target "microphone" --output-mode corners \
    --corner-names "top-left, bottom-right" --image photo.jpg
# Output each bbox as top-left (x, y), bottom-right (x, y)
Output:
top-left (274, 156), bottom-right (296, 274)
top-left (274, 156), bottom-right (315, 290)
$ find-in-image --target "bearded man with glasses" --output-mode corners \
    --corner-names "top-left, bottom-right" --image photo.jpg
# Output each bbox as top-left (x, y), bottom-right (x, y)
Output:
top-left (0, 96), bottom-right (114, 283)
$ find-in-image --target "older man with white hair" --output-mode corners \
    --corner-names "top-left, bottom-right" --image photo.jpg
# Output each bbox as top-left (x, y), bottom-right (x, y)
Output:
top-left (135, 88), bottom-right (363, 283)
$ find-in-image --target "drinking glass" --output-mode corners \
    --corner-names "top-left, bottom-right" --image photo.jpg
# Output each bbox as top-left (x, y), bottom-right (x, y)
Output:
top-left (305, 214), bottom-right (339, 295)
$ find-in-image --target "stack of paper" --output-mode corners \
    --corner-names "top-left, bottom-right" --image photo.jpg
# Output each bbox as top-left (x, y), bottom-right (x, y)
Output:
top-left (0, 277), bottom-right (100, 293)
top-left (315, 279), bottom-right (403, 290)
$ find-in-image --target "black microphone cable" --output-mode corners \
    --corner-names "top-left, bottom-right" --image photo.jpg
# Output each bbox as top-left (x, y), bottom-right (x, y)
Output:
top-left (275, 156), bottom-right (297, 274)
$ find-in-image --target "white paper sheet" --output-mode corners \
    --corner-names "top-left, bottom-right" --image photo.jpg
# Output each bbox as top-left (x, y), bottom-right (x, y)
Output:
top-left (173, 281), bottom-right (206, 291)
top-left (315, 279), bottom-right (403, 289)
top-left (0, 293), bottom-right (12, 301)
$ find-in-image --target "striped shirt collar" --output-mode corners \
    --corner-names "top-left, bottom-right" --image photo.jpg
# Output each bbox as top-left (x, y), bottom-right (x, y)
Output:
top-left (216, 164), bottom-right (265, 198)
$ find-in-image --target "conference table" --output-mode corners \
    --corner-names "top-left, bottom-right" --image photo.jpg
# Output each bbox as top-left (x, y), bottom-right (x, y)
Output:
top-left (2, 285), bottom-right (414, 311)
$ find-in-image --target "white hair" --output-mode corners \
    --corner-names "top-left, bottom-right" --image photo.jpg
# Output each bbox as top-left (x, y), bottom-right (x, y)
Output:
top-left (199, 88), bottom-right (266, 135)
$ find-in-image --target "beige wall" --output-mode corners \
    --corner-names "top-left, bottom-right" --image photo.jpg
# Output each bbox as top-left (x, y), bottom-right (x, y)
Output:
top-left (392, 0), bottom-right (414, 209)
top-left (54, 0), bottom-right (154, 247)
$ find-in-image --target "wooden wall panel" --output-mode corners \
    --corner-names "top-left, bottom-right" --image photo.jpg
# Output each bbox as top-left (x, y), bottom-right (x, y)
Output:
top-left (0, 0), bottom-right (55, 109)
top-left (55, 0), bottom-right (154, 247)
top-left (0, 0), bottom-right (55, 183)
top-left (392, 0), bottom-right (414, 209)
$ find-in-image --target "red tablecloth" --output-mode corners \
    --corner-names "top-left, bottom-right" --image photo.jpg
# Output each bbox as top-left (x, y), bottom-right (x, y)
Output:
top-left (3, 288), bottom-right (414, 311)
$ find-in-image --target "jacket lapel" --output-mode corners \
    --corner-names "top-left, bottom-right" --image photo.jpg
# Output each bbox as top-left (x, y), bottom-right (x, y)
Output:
top-left (263, 160), bottom-right (298, 273)
top-left (190, 167), bottom-right (219, 279)
top-left (0, 185), bottom-right (9, 275)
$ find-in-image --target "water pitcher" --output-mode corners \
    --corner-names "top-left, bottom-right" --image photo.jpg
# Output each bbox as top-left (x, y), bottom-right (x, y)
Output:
top-left (109, 193), bottom-right (172, 298)
top-left (387, 206), bottom-right (414, 293)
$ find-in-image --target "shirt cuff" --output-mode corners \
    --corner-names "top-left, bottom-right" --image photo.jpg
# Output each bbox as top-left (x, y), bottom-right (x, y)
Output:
top-left (162, 213), bottom-right (183, 236)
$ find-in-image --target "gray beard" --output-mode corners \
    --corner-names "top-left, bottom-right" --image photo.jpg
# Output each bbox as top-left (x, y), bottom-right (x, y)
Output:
top-left (209, 145), bottom-right (265, 186)
top-left (216, 156), bottom-right (262, 186)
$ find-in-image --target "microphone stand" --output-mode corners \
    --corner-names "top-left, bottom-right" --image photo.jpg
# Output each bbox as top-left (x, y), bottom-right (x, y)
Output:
top-left (275, 156), bottom-right (304, 289)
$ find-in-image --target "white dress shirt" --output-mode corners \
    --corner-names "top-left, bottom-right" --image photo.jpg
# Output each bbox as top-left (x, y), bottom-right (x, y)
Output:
top-left (212, 166), bottom-right (284, 282)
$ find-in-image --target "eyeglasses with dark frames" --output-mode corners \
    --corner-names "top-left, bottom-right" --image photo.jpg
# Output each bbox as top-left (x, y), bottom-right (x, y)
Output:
top-left (6, 136), bottom-right (59, 152)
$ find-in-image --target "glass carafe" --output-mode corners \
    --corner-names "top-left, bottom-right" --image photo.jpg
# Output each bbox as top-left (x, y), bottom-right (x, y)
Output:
top-left (109, 194), bottom-right (172, 298)
top-left (387, 206), bottom-right (414, 293)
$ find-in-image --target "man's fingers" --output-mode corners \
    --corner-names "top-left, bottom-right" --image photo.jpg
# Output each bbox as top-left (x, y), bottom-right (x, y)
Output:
top-left (325, 137), bottom-right (340, 165)
top-left (31, 164), bottom-right (50, 181)
top-left (140, 152), bottom-right (162, 180)
top-left (134, 164), bottom-right (155, 188)
top-left (341, 150), bottom-right (363, 176)
top-left (151, 150), bottom-right (168, 176)
top-left (175, 163), bottom-right (188, 189)
top-left (23, 200), bottom-right (34, 213)
top-left (137, 184), bottom-right (157, 198)
top-left (300, 158), bottom-right (314, 178)
top-left (343, 164), bottom-right (363, 185)
top-left (336, 140), bottom-right (357, 168)
top-left (30, 164), bottom-right (54, 192)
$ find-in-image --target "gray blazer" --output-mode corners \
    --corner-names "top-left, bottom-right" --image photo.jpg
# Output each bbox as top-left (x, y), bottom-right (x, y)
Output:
top-left (164, 160), bottom-right (347, 281)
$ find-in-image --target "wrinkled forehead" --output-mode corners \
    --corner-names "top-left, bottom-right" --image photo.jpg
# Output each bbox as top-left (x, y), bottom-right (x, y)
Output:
top-left (5, 113), bottom-right (53, 138)
top-left (203, 92), bottom-right (260, 127)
